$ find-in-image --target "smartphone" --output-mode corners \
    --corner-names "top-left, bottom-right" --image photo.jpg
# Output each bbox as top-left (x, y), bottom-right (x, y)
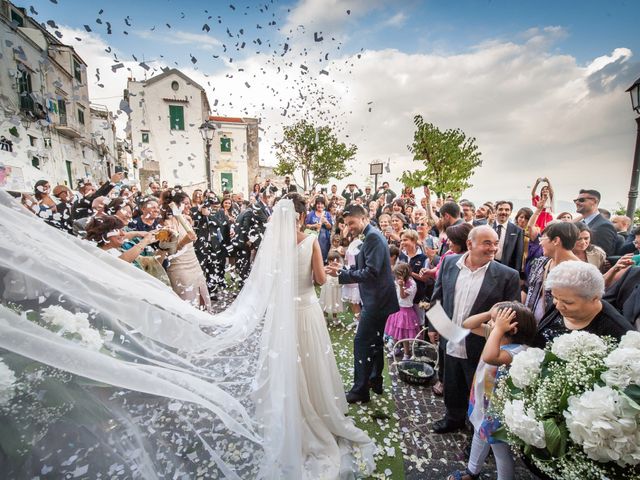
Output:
top-left (632, 254), bottom-right (640, 266)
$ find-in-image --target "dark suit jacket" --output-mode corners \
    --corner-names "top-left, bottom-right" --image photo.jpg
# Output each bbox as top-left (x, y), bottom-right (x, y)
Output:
top-left (496, 222), bottom-right (524, 272)
top-left (430, 255), bottom-right (520, 365)
top-left (341, 188), bottom-right (363, 205)
top-left (338, 224), bottom-right (399, 317)
top-left (236, 202), bottom-right (269, 249)
top-left (281, 185), bottom-right (298, 195)
top-left (603, 266), bottom-right (640, 328)
top-left (587, 214), bottom-right (618, 257)
top-left (71, 181), bottom-right (115, 221)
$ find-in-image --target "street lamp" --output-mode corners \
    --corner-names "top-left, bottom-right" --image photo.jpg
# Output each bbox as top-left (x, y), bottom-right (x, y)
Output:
top-left (625, 76), bottom-right (640, 229)
top-left (199, 120), bottom-right (216, 190)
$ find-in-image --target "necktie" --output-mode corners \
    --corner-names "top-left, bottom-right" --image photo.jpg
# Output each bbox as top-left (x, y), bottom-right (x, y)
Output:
top-left (496, 224), bottom-right (503, 239)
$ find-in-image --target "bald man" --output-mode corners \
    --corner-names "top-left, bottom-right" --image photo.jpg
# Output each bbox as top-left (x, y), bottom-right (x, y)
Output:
top-left (429, 226), bottom-right (520, 433)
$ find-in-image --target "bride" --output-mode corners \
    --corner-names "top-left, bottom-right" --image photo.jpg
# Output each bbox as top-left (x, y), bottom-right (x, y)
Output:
top-left (0, 190), bottom-right (375, 479)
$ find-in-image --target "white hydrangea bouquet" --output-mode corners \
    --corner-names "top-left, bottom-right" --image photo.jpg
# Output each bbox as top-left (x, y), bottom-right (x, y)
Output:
top-left (491, 330), bottom-right (640, 480)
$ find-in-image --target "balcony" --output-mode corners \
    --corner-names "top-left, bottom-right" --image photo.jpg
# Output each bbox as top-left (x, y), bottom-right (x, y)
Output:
top-left (54, 113), bottom-right (82, 139)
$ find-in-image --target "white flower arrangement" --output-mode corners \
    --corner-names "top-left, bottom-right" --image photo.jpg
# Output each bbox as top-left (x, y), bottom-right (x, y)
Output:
top-left (491, 330), bottom-right (640, 480)
top-left (619, 330), bottom-right (640, 349)
top-left (509, 347), bottom-right (545, 389)
top-left (0, 359), bottom-right (16, 406)
top-left (550, 330), bottom-right (607, 362)
top-left (564, 385), bottom-right (640, 467)
top-left (503, 399), bottom-right (546, 448)
top-left (602, 347), bottom-right (640, 389)
top-left (41, 305), bottom-right (104, 350)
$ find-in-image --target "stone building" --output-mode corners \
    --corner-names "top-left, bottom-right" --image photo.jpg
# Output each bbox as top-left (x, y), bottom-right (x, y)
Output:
top-left (0, 0), bottom-right (114, 191)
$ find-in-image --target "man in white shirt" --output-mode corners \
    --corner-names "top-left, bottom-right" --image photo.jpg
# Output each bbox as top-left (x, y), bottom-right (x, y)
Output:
top-left (429, 226), bottom-right (520, 433)
top-left (493, 200), bottom-right (524, 272)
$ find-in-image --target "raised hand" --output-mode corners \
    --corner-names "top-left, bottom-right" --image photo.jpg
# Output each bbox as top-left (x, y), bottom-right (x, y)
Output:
top-left (494, 307), bottom-right (516, 334)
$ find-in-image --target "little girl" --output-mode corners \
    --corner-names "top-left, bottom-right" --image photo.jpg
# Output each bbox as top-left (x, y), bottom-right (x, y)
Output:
top-left (329, 233), bottom-right (345, 258)
top-left (319, 250), bottom-right (345, 326)
top-left (384, 262), bottom-right (420, 361)
top-left (341, 233), bottom-right (362, 329)
top-left (447, 302), bottom-right (537, 480)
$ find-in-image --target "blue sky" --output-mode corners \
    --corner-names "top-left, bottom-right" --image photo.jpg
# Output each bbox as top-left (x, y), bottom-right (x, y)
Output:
top-left (27, 0), bottom-right (639, 68)
top-left (19, 0), bottom-right (640, 207)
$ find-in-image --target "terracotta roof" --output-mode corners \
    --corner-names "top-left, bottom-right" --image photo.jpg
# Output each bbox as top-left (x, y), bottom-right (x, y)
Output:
top-left (209, 116), bottom-right (245, 123)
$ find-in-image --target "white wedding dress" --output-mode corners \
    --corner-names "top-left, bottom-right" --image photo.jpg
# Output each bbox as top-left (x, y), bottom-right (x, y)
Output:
top-left (0, 192), bottom-right (374, 479)
top-left (295, 235), bottom-right (375, 478)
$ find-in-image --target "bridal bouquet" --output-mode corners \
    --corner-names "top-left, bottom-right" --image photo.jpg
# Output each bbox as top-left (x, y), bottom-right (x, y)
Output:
top-left (491, 330), bottom-right (640, 480)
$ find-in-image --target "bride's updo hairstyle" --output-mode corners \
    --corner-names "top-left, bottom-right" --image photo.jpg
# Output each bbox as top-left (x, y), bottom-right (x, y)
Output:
top-left (285, 193), bottom-right (307, 217)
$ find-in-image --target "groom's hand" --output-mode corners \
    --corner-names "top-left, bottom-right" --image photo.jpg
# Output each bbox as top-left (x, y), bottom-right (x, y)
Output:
top-left (325, 261), bottom-right (341, 277)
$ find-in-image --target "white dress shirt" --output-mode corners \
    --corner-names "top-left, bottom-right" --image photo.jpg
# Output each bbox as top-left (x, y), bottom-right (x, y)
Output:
top-left (494, 221), bottom-right (509, 261)
top-left (447, 253), bottom-right (490, 359)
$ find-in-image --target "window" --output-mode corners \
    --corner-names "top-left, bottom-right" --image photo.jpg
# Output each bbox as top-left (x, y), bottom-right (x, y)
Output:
top-left (65, 161), bottom-right (73, 187)
top-left (77, 108), bottom-right (85, 125)
top-left (171, 81), bottom-right (179, 91)
top-left (10, 9), bottom-right (24, 27)
top-left (141, 132), bottom-right (149, 143)
top-left (17, 66), bottom-right (34, 112)
top-left (58, 99), bottom-right (67, 125)
top-left (220, 137), bottom-right (231, 152)
top-left (73, 59), bottom-right (82, 83)
top-left (28, 135), bottom-right (37, 147)
top-left (221, 172), bottom-right (233, 191)
top-left (169, 105), bottom-right (184, 130)
top-left (32, 156), bottom-right (40, 169)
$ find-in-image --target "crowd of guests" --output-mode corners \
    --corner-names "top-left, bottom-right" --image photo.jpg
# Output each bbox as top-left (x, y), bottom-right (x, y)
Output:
top-left (14, 172), bottom-right (640, 479)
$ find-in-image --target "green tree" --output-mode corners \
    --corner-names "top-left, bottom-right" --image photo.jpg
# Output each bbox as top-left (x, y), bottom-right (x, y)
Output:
top-left (273, 120), bottom-right (357, 191)
top-left (399, 115), bottom-right (482, 199)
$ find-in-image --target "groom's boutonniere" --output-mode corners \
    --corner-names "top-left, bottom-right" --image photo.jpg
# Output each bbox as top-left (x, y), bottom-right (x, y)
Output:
top-left (358, 234), bottom-right (365, 242)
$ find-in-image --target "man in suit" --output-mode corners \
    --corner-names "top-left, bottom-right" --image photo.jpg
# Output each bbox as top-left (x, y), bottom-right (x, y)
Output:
top-left (235, 193), bottom-right (270, 284)
top-left (460, 200), bottom-right (475, 225)
top-left (341, 184), bottom-right (363, 205)
top-left (326, 204), bottom-right (399, 403)
top-left (438, 202), bottom-right (464, 256)
top-left (280, 176), bottom-right (298, 195)
top-left (71, 172), bottom-right (122, 221)
top-left (373, 181), bottom-right (396, 205)
top-left (574, 189), bottom-right (618, 256)
top-left (493, 200), bottom-right (524, 272)
top-left (429, 225), bottom-right (520, 433)
top-left (361, 186), bottom-right (374, 205)
top-left (260, 178), bottom-right (279, 196)
top-left (604, 265), bottom-right (640, 329)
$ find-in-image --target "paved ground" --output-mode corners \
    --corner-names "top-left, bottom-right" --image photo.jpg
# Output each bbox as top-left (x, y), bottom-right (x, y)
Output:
top-left (388, 360), bottom-right (539, 480)
top-left (212, 291), bottom-right (538, 479)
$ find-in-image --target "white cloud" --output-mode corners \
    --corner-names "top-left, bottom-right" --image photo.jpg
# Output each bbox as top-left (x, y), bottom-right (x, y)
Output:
top-left (55, 24), bottom-right (638, 210)
top-left (132, 30), bottom-right (222, 50)
top-left (383, 11), bottom-right (407, 28)
top-left (283, 0), bottom-right (386, 33)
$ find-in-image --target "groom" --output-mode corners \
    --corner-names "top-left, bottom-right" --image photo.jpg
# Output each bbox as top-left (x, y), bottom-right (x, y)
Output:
top-left (326, 204), bottom-right (399, 403)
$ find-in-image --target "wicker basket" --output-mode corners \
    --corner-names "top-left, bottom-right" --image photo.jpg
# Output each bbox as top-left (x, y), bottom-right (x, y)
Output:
top-left (392, 327), bottom-right (438, 386)
top-left (396, 359), bottom-right (436, 386)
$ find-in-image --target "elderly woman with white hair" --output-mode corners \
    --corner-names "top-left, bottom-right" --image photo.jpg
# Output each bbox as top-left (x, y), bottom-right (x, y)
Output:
top-left (534, 261), bottom-right (633, 348)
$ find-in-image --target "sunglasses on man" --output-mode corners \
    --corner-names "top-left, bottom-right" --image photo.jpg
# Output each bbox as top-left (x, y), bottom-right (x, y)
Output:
top-left (573, 197), bottom-right (596, 203)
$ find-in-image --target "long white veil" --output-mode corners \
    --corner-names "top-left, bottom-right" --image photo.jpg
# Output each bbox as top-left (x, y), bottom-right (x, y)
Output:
top-left (0, 190), bottom-right (303, 479)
